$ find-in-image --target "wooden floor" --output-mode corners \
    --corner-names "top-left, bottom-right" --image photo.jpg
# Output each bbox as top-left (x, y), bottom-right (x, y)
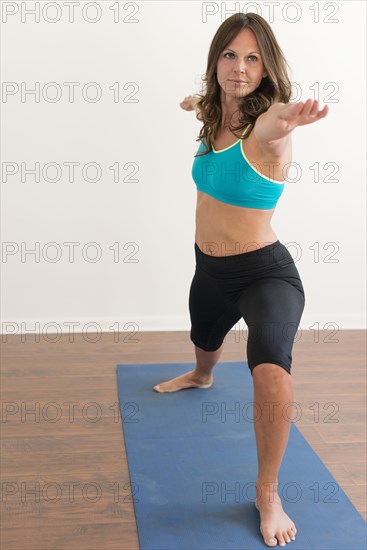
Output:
top-left (1, 329), bottom-right (366, 549)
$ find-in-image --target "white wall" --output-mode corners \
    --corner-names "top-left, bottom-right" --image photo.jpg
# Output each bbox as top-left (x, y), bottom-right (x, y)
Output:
top-left (2, 1), bottom-right (366, 338)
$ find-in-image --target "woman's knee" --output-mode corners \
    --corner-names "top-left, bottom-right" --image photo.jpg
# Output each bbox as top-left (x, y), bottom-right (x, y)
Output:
top-left (250, 361), bottom-right (291, 379)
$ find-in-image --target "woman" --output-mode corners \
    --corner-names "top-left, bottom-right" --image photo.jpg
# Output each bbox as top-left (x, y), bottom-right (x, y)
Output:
top-left (153, 12), bottom-right (328, 547)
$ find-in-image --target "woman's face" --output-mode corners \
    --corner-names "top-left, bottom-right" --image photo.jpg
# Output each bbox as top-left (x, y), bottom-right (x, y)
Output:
top-left (216, 28), bottom-right (267, 99)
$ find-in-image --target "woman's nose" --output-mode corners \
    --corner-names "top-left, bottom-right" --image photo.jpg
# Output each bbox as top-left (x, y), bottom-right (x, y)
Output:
top-left (234, 60), bottom-right (246, 73)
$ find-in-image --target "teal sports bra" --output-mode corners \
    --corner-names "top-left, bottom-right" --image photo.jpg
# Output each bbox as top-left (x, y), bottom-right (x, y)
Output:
top-left (191, 124), bottom-right (285, 210)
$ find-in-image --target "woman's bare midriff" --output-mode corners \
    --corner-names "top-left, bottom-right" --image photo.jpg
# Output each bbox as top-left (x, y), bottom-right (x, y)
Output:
top-left (194, 123), bottom-right (291, 257)
top-left (195, 191), bottom-right (278, 256)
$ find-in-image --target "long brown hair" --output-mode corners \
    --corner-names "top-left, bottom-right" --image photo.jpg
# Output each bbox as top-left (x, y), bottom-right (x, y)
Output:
top-left (195, 12), bottom-right (292, 156)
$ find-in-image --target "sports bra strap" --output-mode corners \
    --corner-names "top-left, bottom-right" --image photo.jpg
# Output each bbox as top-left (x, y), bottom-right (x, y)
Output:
top-left (240, 122), bottom-right (252, 138)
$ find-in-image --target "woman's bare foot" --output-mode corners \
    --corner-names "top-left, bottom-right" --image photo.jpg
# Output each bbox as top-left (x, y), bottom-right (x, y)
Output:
top-left (153, 370), bottom-right (213, 393)
top-left (255, 480), bottom-right (297, 547)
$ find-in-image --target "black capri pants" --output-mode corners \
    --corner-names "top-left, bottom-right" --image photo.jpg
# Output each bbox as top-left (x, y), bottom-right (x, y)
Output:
top-left (189, 240), bottom-right (305, 376)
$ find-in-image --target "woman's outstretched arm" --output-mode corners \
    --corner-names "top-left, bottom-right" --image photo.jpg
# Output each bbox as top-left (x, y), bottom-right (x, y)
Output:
top-left (179, 95), bottom-right (203, 120)
top-left (255, 99), bottom-right (329, 156)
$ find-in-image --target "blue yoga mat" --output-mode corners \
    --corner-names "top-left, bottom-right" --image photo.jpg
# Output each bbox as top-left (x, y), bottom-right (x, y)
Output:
top-left (116, 361), bottom-right (366, 550)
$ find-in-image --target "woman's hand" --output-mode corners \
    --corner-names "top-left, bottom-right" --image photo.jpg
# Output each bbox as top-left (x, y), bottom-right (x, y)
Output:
top-left (276, 99), bottom-right (329, 132)
top-left (179, 95), bottom-right (199, 111)
top-left (254, 99), bottom-right (329, 149)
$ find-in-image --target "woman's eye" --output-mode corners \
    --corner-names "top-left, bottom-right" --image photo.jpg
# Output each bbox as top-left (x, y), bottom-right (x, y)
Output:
top-left (223, 53), bottom-right (258, 61)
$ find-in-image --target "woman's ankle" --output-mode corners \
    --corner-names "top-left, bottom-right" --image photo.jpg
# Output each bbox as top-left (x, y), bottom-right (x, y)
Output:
top-left (192, 367), bottom-right (213, 381)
